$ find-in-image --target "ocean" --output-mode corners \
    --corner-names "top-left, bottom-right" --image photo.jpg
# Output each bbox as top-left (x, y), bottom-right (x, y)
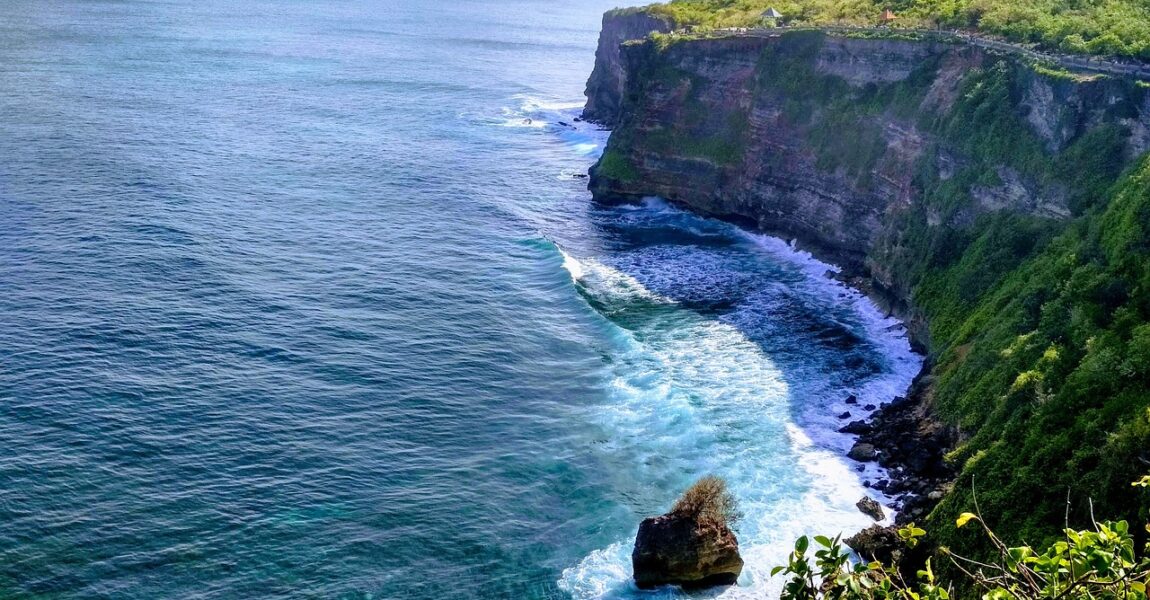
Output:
top-left (0, 1), bottom-right (920, 597)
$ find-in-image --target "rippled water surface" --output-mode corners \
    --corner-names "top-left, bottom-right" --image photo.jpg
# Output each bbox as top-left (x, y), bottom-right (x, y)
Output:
top-left (0, 1), bottom-right (920, 598)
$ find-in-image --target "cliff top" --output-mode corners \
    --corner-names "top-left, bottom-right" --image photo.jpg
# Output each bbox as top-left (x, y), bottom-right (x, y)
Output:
top-left (627, 0), bottom-right (1150, 61)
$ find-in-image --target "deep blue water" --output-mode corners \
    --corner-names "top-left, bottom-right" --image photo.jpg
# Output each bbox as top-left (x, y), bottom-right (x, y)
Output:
top-left (0, 1), bottom-right (920, 598)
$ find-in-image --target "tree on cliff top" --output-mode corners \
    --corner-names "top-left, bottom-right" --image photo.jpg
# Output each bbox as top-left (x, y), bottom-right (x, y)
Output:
top-left (672, 475), bottom-right (743, 528)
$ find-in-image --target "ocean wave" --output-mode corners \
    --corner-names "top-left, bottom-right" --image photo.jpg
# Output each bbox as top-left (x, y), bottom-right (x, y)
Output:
top-left (481, 95), bottom-right (608, 158)
top-left (551, 201), bottom-right (920, 598)
top-left (553, 247), bottom-right (895, 599)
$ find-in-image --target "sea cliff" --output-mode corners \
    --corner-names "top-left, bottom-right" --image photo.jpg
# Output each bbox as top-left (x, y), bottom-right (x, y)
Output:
top-left (585, 10), bottom-right (1150, 564)
top-left (589, 28), bottom-right (1149, 318)
top-left (583, 8), bottom-right (674, 126)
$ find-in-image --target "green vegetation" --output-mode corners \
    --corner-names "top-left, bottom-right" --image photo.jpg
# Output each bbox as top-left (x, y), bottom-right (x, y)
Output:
top-left (596, 148), bottom-right (641, 182)
top-left (624, 58), bottom-right (750, 165)
top-left (774, 488), bottom-right (1150, 600)
top-left (638, 0), bottom-right (1150, 60)
top-left (821, 50), bottom-right (1150, 567)
top-left (788, 32), bottom-right (1150, 582)
top-left (918, 154), bottom-right (1150, 565)
top-left (1030, 61), bottom-right (1098, 82)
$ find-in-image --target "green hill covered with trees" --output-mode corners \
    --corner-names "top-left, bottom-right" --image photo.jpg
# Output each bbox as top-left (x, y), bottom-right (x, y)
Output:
top-left (917, 150), bottom-right (1150, 559)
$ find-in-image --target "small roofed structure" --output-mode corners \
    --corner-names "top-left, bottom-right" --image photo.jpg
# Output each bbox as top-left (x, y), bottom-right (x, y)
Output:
top-left (879, 8), bottom-right (898, 24)
top-left (762, 7), bottom-right (783, 19)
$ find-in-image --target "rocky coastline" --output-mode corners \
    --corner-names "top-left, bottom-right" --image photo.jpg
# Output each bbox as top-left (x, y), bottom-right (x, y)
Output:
top-left (845, 364), bottom-right (957, 525)
top-left (581, 2), bottom-right (1150, 547)
top-left (586, 189), bottom-right (960, 535)
top-left (578, 13), bottom-right (989, 549)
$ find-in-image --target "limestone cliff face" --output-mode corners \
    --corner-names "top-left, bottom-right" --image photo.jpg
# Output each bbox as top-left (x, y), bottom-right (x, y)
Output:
top-left (582, 9), bottom-right (674, 125)
top-left (588, 29), bottom-right (1150, 316)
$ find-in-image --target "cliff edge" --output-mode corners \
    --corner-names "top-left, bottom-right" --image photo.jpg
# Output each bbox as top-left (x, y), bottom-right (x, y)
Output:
top-left (583, 8), bottom-right (674, 125)
top-left (591, 28), bottom-right (1149, 311)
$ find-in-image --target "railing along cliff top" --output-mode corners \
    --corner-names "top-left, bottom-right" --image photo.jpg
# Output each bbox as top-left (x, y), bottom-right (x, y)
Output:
top-left (659, 26), bottom-right (1150, 80)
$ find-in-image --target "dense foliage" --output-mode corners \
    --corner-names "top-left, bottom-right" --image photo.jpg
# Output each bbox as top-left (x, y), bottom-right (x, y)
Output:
top-left (919, 151), bottom-right (1150, 563)
top-left (739, 34), bottom-right (1150, 562)
top-left (637, 0), bottom-right (1150, 60)
top-left (775, 486), bottom-right (1150, 600)
top-left (764, 39), bottom-right (1150, 565)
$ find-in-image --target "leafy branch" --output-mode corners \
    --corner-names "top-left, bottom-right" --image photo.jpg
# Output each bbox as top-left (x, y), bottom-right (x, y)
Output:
top-left (774, 476), bottom-right (1150, 600)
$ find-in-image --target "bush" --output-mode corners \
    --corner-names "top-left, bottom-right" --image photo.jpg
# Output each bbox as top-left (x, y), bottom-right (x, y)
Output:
top-left (671, 475), bottom-right (742, 527)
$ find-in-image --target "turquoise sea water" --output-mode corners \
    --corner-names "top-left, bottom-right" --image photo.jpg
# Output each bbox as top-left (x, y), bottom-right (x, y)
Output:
top-left (0, 1), bottom-right (920, 598)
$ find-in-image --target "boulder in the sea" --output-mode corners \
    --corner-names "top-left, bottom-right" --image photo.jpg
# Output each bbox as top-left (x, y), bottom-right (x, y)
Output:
top-left (838, 420), bottom-right (871, 435)
top-left (846, 525), bottom-right (902, 563)
top-left (864, 404), bottom-right (877, 411)
top-left (838, 411), bottom-right (852, 420)
top-left (845, 394), bottom-right (858, 405)
top-left (848, 442), bottom-right (878, 462)
top-left (856, 496), bottom-right (885, 521)
top-left (632, 476), bottom-right (744, 590)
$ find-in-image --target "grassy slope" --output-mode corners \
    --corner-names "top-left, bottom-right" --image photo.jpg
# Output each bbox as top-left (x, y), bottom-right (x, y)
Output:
top-left (639, 0), bottom-right (1150, 60)
top-left (872, 56), bottom-right (1150, 555)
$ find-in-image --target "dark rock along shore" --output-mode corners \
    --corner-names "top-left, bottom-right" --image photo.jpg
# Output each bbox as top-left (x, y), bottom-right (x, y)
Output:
top-left (632, 512), bottom-right (744, 589)
top-left (849, 368), bottom-right (957, 524)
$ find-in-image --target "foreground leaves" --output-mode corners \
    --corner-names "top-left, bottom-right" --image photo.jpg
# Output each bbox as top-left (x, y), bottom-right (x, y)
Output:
top-left (775, 480), bottom-right (1150, 600)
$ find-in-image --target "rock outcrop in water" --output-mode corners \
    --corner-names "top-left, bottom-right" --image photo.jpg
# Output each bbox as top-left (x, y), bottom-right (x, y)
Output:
top-left (856, 496), bottom-right (885, 521)
top-left (846, 524), bottom-right (903, 564)
top-left (632, 476), bottom-right (744, 589)
top-left (632, 511), bottom-right (744, 589)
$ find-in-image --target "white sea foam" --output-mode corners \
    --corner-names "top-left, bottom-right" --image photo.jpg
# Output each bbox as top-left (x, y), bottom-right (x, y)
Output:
top-left (740, 229), bottom-right (923, 472)
top-left (491, 94), bottom-right (609, 157)
top-left (533, 99), bottom-right (921, 598)
top-left (559, 246), bottom-right (586, 282)
top-left (557, 249), bottom-right (911, 599)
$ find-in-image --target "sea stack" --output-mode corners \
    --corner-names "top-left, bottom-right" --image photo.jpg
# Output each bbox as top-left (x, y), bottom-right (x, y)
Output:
top-left (631, 476), bottom-right (744, 589)
top-left (632, 512), bottom-right (744, 589)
